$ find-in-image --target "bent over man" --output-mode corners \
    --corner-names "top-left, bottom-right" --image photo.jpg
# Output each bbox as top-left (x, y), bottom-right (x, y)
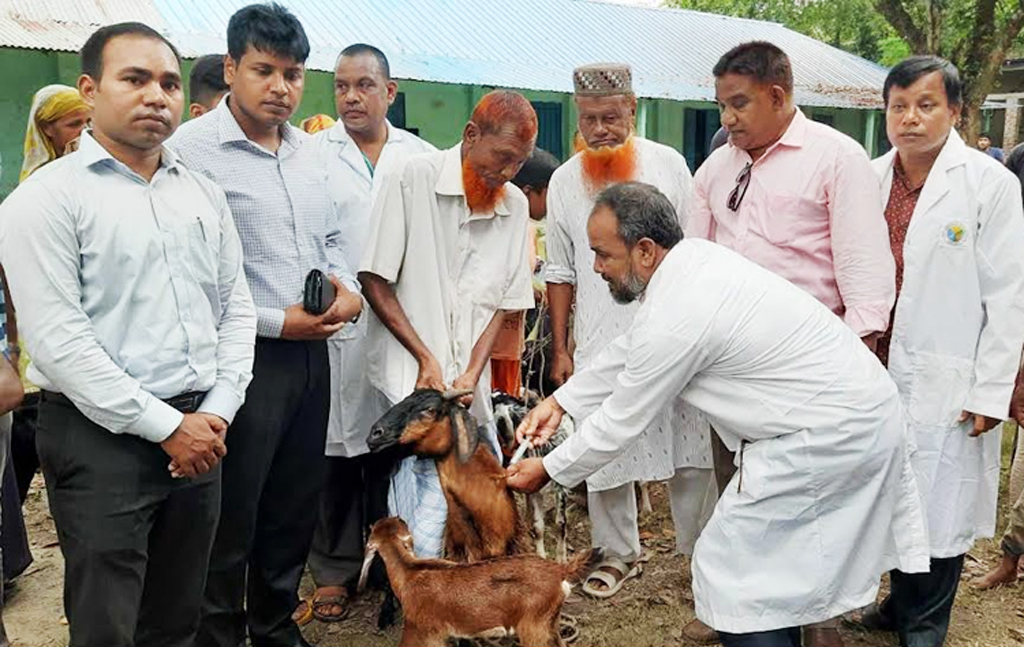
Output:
top-left (508, 182), bottom-right (930, 647)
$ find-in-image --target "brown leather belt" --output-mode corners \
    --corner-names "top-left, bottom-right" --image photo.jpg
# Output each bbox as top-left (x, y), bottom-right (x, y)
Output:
top-left (43, 390), bottom-right (207, 414)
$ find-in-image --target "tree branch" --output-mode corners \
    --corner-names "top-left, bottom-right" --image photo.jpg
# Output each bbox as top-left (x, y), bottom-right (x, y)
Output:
top-left (873, 0), bottom-right (929, 52)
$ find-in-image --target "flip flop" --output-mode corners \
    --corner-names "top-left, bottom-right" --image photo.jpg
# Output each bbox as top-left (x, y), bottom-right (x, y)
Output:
top-left (560, 613), bottom-right (580, 643)
top-left (311, 592), bottom-right (351, 623)
top-left (291, 598), bottom-right (313, 627)
top-left (581, 558), bottom-right (642, 599)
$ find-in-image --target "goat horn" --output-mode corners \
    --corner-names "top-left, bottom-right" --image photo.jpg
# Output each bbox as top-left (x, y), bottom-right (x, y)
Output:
top-left (441, 388), bottom-right (474, 401)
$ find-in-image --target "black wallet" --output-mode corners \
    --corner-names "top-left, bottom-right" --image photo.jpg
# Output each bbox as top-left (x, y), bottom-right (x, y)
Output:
top-left (303, 269), bottom-right (336, 315)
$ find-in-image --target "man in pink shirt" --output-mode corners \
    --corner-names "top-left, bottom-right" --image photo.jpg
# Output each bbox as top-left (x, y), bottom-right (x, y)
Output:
top-left (686, 41), bottom-right (895, 647)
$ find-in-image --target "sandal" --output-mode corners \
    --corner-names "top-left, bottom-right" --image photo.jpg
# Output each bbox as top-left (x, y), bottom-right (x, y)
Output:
top-left (560, 613), bottom-right (580, 643)
top-left (311, 589), bottom-right (352, 622)
top-left (291, 598), bottom-right (313, 627)
top-left (311, 589), bottom-right (351, 623)
top-left (580, 558), bottom-right (642, 599)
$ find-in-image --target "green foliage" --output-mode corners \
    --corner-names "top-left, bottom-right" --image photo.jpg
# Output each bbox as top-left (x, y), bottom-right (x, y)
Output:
top-left (669, 0), bottom-right (896, 63)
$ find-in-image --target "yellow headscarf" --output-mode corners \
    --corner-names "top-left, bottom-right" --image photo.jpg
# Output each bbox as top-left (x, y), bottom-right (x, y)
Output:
top-left (20, 85), bottom-right (90, 182)
top-left (300, 114), bottom-right (336, 134)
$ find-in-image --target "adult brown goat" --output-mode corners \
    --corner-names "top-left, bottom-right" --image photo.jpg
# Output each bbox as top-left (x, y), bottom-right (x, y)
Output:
top-left (367, 388), bottom-right (524, 562)
top-left (358, 517), bottom-right (599, 647)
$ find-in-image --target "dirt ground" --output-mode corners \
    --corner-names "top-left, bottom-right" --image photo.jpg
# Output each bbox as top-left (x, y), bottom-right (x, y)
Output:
top-left (6, 429), bottom-right (1024, 647)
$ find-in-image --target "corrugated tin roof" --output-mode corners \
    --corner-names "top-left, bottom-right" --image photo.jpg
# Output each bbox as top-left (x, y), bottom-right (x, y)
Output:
top-left (0, 0), bottom-right (887, 109)
top-left (0, 0), bottom-right (166, 51)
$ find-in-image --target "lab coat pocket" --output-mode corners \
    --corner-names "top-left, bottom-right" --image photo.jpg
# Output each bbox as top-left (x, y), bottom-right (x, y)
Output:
top-left (907, 353), bottom-right (973, 428)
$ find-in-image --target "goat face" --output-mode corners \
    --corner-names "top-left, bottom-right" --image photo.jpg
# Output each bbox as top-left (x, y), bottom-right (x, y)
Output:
top-left (367, 388), bottom-right (480, 463)
top-left (492, 391), bottom-right (527, 459)
top-left (358, 517), bottom-right (415, 593)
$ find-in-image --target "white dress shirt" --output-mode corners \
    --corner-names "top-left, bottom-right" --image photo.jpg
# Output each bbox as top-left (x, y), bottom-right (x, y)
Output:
top-left (544, 137), bottom-right (709, 490)
top-left (0, 132), bottom-right (257, 442)
top-left (311, 121), bottom-right (434, 457)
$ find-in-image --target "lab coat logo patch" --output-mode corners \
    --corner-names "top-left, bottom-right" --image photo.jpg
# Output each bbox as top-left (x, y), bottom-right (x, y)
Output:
top-left (944, 222), bottom-right (966, 244)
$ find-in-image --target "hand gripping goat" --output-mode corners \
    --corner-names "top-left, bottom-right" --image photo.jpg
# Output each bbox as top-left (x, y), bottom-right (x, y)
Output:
top-left (493, 391), bottom-right (574, 562)
top-left (368, 388), bottom-right (524, 562)
top-left (358, 517), bottom-right (600, 647)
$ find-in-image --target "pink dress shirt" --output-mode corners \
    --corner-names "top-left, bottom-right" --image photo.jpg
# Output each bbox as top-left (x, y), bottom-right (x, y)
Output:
top-left (688, 109), bottom-right (895, 337)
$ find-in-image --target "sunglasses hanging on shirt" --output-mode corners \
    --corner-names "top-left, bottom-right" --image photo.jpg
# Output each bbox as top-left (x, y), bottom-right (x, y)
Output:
top-left (727, 162), bottom-right (752, 212)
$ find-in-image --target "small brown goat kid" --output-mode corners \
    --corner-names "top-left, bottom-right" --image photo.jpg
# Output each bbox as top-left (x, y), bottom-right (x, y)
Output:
top-left (367, 388), bottom-right (523, 561)
top-left (359, 517), bottom-right (599, 647)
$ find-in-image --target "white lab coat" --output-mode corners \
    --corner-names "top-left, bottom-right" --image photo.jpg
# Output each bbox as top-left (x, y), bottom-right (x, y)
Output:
top-left (311, 121), bottom-right (435, 457)
top-left (873, 131), bottom-right (1024, 557)
top-left (543, 240), bottom-right (930, 633)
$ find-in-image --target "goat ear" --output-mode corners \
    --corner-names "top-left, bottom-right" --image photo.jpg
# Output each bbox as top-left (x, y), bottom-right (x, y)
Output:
top-left (450, 406), bottom-right (479, 463)
top-left (357, 544), bottom-right (379, 594)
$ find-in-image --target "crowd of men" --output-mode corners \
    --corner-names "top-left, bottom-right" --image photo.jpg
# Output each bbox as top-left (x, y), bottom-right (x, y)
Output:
top-left (0, 3), bottom-right (1020, 647)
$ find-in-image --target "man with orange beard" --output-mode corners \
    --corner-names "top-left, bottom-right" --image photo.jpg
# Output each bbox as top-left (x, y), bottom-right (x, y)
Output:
top-left (545, 63), bottom-right (713, 602)
top-left (358, 91), bottom-right (535, 558)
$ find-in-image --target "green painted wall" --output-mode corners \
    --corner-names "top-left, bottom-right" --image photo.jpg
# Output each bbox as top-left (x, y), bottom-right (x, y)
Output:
top-left (0, 49), bottom-right (60, 197)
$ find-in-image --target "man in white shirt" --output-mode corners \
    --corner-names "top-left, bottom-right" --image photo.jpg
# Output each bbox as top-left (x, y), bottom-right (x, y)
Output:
top-left (508, 182), bottom-right (930, 647)
top-left (545, 62), bottom-right (712, 599)
top-left (359, 90), bottom-right (535, 558)
top-left (0, 23), bottom-right (256, 647)
top-left (302, 43), bottom-right (434, 622)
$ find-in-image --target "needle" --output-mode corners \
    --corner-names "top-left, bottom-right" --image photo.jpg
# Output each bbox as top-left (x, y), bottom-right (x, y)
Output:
top-left (508, 439), bottom-right (533, 466)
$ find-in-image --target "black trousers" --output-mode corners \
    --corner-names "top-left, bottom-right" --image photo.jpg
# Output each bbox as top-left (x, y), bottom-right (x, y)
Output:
top-left (883, 555), bottom-right (965, 647)
top-left (719, 627), bottom-right (802, 647)
top-left (11, 392), bottom-right (40, 504)
top-left (308, 453), bottom-right (390, 590)
top-left (197, 339), bottom-right (329, 647)
top-left (0, 444), bottom-right (31, 583)
top-left (37, 396), bottom-right (220, 647)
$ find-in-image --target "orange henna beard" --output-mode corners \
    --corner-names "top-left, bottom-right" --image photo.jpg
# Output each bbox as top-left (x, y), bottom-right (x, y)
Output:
top-left (577, 133), bottom-right (638, 193)
top-left (463, 157), bottom-right (507, 214)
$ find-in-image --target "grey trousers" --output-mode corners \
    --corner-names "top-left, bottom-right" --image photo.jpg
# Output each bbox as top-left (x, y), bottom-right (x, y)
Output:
top-left (1003, 428), bottom-right (1024, 556)
top-left (37, 396), bottom-right (220, 647)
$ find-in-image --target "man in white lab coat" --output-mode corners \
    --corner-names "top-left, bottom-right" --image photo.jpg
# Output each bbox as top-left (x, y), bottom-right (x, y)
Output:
top-left (863, 56), bottom-right (1024, 647)
top-left (301, 44), bottom-right (434, 623)
top-left (507, 182), bottom-right (930, 647)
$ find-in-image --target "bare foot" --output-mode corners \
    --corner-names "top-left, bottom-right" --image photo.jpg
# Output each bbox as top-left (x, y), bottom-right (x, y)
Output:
top-left (972, 554), bottom-right (1020, 590)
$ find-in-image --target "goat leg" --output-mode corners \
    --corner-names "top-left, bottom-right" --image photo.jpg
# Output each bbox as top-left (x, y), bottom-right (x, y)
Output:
top-left (528, 491), bottom-right (547, 559)
top-left (555, 487), bottom-right (568, 564)
top-left (399, 624), bottom-right (446, 647)
top-left (377, 581), bottom-right (401, 630)
top-left (638, 481), bottom-right (653, 515)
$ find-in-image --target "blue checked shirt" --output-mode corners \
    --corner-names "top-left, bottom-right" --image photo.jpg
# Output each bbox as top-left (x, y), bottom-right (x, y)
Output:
top-left (168, 98), bottom-right (357, 338)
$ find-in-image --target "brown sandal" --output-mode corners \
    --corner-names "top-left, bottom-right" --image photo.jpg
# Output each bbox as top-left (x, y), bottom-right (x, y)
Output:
top-left (312, 592), bottom-right (351, 623)
top-left (291, 599), bottom-right (313, 626)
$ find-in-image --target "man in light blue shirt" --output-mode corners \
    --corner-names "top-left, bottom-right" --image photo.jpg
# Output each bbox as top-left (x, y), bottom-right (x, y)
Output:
top-left (168, 6), bottom-right (361, 647)
top-left (0, 22), bottom-right (256, 647)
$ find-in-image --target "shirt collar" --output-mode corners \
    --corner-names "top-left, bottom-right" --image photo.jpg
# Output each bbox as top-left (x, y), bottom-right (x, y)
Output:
top-left (215, 94), bottom-right (302, 155)
top-left (77, 130), bottom-right (183, 175)
top-left (892, 154), bottom-right (924, 193)
top-left (434, 144), bottom-right (511, 217)
top-left (327, 119), bottom-right (402, 146)
top-left (776, 107), bottom-right (808, 148)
